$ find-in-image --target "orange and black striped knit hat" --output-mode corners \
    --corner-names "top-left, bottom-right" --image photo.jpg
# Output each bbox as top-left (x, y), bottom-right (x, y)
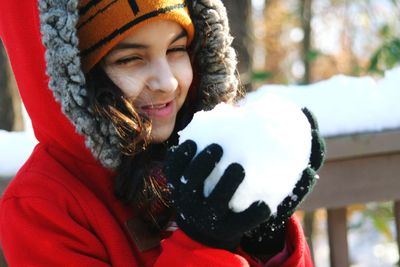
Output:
top-left (77, 0), bottom-right (195, 72)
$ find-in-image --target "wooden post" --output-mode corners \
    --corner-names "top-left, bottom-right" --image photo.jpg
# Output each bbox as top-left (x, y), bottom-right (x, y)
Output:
top-left (303, 211), bottom-right (315, 262)
top-left (327, 208), bottom-right (350, 267)
top-left (394, 201), bottom-right (400, 261)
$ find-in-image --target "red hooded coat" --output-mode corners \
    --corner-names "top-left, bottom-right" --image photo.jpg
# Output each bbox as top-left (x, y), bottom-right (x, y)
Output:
top-left (0, 1), bottom-right (314, 266)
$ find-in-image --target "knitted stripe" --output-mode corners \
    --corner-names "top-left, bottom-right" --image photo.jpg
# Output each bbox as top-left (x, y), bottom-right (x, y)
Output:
top-left (77, 0), bottom-right (194, 72)
top-left (77, 1), bottom-right (119, 30)
top-left (79, 0), bottom-right (104, 16)
top-left (128, 0), bottom-right (139, 15)
top-left (80, 3), bottom-right (186, 57)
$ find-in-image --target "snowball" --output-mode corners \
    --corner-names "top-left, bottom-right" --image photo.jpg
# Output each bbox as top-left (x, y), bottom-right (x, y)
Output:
top-left (179, 91), bottom-right (312, 214)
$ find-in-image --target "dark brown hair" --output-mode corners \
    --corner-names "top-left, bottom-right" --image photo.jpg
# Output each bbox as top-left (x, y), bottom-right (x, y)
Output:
top-left (85, 63), bottom-right (197, 231)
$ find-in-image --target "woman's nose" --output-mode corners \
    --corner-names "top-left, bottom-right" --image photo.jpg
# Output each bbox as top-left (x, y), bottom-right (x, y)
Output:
top-left (146, 59), bottom-right (178, 93)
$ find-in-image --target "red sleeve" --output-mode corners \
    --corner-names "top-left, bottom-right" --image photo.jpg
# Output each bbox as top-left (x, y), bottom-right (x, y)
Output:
top-left (238, 216), bottom-right (314, 267)
top-left (257, 216), bottom-right (314, 267)
top-left (154, 216), bottom-right (313, 267)
top-left (155, 230), bottom-right (250, 267)
top-left (0, 196), bottom-right (111, 267)
top-left (279, 216), bottom-right (314, 267)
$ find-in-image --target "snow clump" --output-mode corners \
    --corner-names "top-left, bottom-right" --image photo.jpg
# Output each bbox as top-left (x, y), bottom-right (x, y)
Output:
top-left (178, 90), bottom-right (313, 214)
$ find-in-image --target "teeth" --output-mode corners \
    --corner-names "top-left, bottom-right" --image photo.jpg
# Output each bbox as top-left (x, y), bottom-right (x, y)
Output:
top-left (147, 103), bottom-right (167, 109)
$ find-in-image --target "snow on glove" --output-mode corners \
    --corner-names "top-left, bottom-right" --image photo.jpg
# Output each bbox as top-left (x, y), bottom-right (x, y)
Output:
top-left (164, 140), bottom-right (272, 251)
top-left (240, 107), bottom-right (326, 255)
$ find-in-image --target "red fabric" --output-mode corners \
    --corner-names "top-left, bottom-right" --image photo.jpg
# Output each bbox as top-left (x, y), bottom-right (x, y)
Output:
top-left (236, 217), bottom-right (314, 267)
top-left (155, 230), bottom-right (249, 266)
top-left (0, 1), bottom-right (314, 266)
top-left (265, 217), bottom-right (314, 267)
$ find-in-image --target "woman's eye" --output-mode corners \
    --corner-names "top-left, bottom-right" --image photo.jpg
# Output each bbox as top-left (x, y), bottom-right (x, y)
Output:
top-left (115, 56), bottom-right (141, 65)
top-left (167, 46), bottom-right (187, 54)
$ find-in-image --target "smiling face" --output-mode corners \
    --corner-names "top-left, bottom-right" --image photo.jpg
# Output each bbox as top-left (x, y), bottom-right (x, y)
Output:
top-left (101, 20), bottom-right (193, 143)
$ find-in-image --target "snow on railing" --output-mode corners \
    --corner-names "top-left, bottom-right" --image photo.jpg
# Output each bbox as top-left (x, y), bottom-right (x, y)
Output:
top-left (258, 67), bottom-right (400, 137)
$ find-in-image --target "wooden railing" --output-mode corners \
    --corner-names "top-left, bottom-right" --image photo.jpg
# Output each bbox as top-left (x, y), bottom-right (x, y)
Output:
top-left (300, 129), bottom-right (400, 267)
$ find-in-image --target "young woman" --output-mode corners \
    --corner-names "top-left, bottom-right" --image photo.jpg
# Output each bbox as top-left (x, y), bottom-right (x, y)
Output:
top-left (0, 0), bottom-right (324, 266)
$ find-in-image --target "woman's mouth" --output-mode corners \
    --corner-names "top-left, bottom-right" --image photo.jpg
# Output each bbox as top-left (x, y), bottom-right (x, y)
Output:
top-left (141, 100), bottom-right (175, 118)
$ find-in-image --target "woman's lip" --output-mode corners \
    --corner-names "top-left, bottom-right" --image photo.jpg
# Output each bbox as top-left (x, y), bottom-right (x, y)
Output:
top-left (141, 99), bottom-right (175, 118)
top-left (141, 99), bottom-right (173, 109)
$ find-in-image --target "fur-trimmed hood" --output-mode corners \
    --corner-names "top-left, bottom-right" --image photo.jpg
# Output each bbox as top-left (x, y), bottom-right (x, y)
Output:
top-left (0, 0), bottom-right (238, 169)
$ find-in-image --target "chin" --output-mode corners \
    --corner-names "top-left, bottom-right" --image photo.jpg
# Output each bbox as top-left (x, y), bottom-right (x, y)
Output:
top-left (149, 125), bottom-right (175, 144)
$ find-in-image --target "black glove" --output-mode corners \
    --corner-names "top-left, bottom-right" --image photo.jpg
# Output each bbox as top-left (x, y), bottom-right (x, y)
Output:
top-left (164, 140), bottom-right (271, 251)
top-left (240, 107), bottom-right (326, 255)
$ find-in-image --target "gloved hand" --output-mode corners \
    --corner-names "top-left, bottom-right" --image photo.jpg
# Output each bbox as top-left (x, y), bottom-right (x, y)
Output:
top-left (240, 107), bottom-right (326, 255)
top-left (164, 140), bottom-right (271, 251)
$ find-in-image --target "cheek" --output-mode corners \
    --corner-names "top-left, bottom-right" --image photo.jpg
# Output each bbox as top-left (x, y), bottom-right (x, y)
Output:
top-left (104, 67), bottom-right (144, 99)
top-left (174, 58), bottom-right (193, 92)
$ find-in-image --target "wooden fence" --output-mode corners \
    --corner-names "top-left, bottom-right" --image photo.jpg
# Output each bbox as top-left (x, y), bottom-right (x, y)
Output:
top-left (301, 129), bottom-right (400, 267)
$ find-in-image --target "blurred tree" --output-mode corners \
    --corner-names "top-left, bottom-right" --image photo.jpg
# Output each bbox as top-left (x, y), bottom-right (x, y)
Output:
top-left (300, 0), bottom-right (312, 84)
top-left (341, 0), bottom-right (359, 74)
top-left (368, 24), bottom-right (400, 75)
top-left (222, 0), bottom-right (253, 91)
top-left (263, 0), bottom-right (294, 84)
top-left (368, 37), bottom-right (400, 75)
top-left (253, 0), bottom-right (400, 84)
top-left (0, 40), bottom-right (23, 131)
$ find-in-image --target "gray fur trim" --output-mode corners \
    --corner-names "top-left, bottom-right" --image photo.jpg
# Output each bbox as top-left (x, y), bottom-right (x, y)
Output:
top-left (37, 0), bottom-right (238, 169)
top-left (189, 0), bottom-right (239, 110)
top-left (38, 0), bottom-right (121, 169)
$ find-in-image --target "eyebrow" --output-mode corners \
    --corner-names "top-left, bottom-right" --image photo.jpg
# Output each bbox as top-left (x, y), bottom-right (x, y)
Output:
top-left (110, 30), bottom-right (187, 52)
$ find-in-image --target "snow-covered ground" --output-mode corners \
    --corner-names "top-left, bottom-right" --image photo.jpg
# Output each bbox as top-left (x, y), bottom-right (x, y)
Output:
top-left (0, 130), bottom-right (37, 178)
top-left (1, 67), bottom-right (400, 266)
top-left (0, 106), bottom-right (37, 178)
